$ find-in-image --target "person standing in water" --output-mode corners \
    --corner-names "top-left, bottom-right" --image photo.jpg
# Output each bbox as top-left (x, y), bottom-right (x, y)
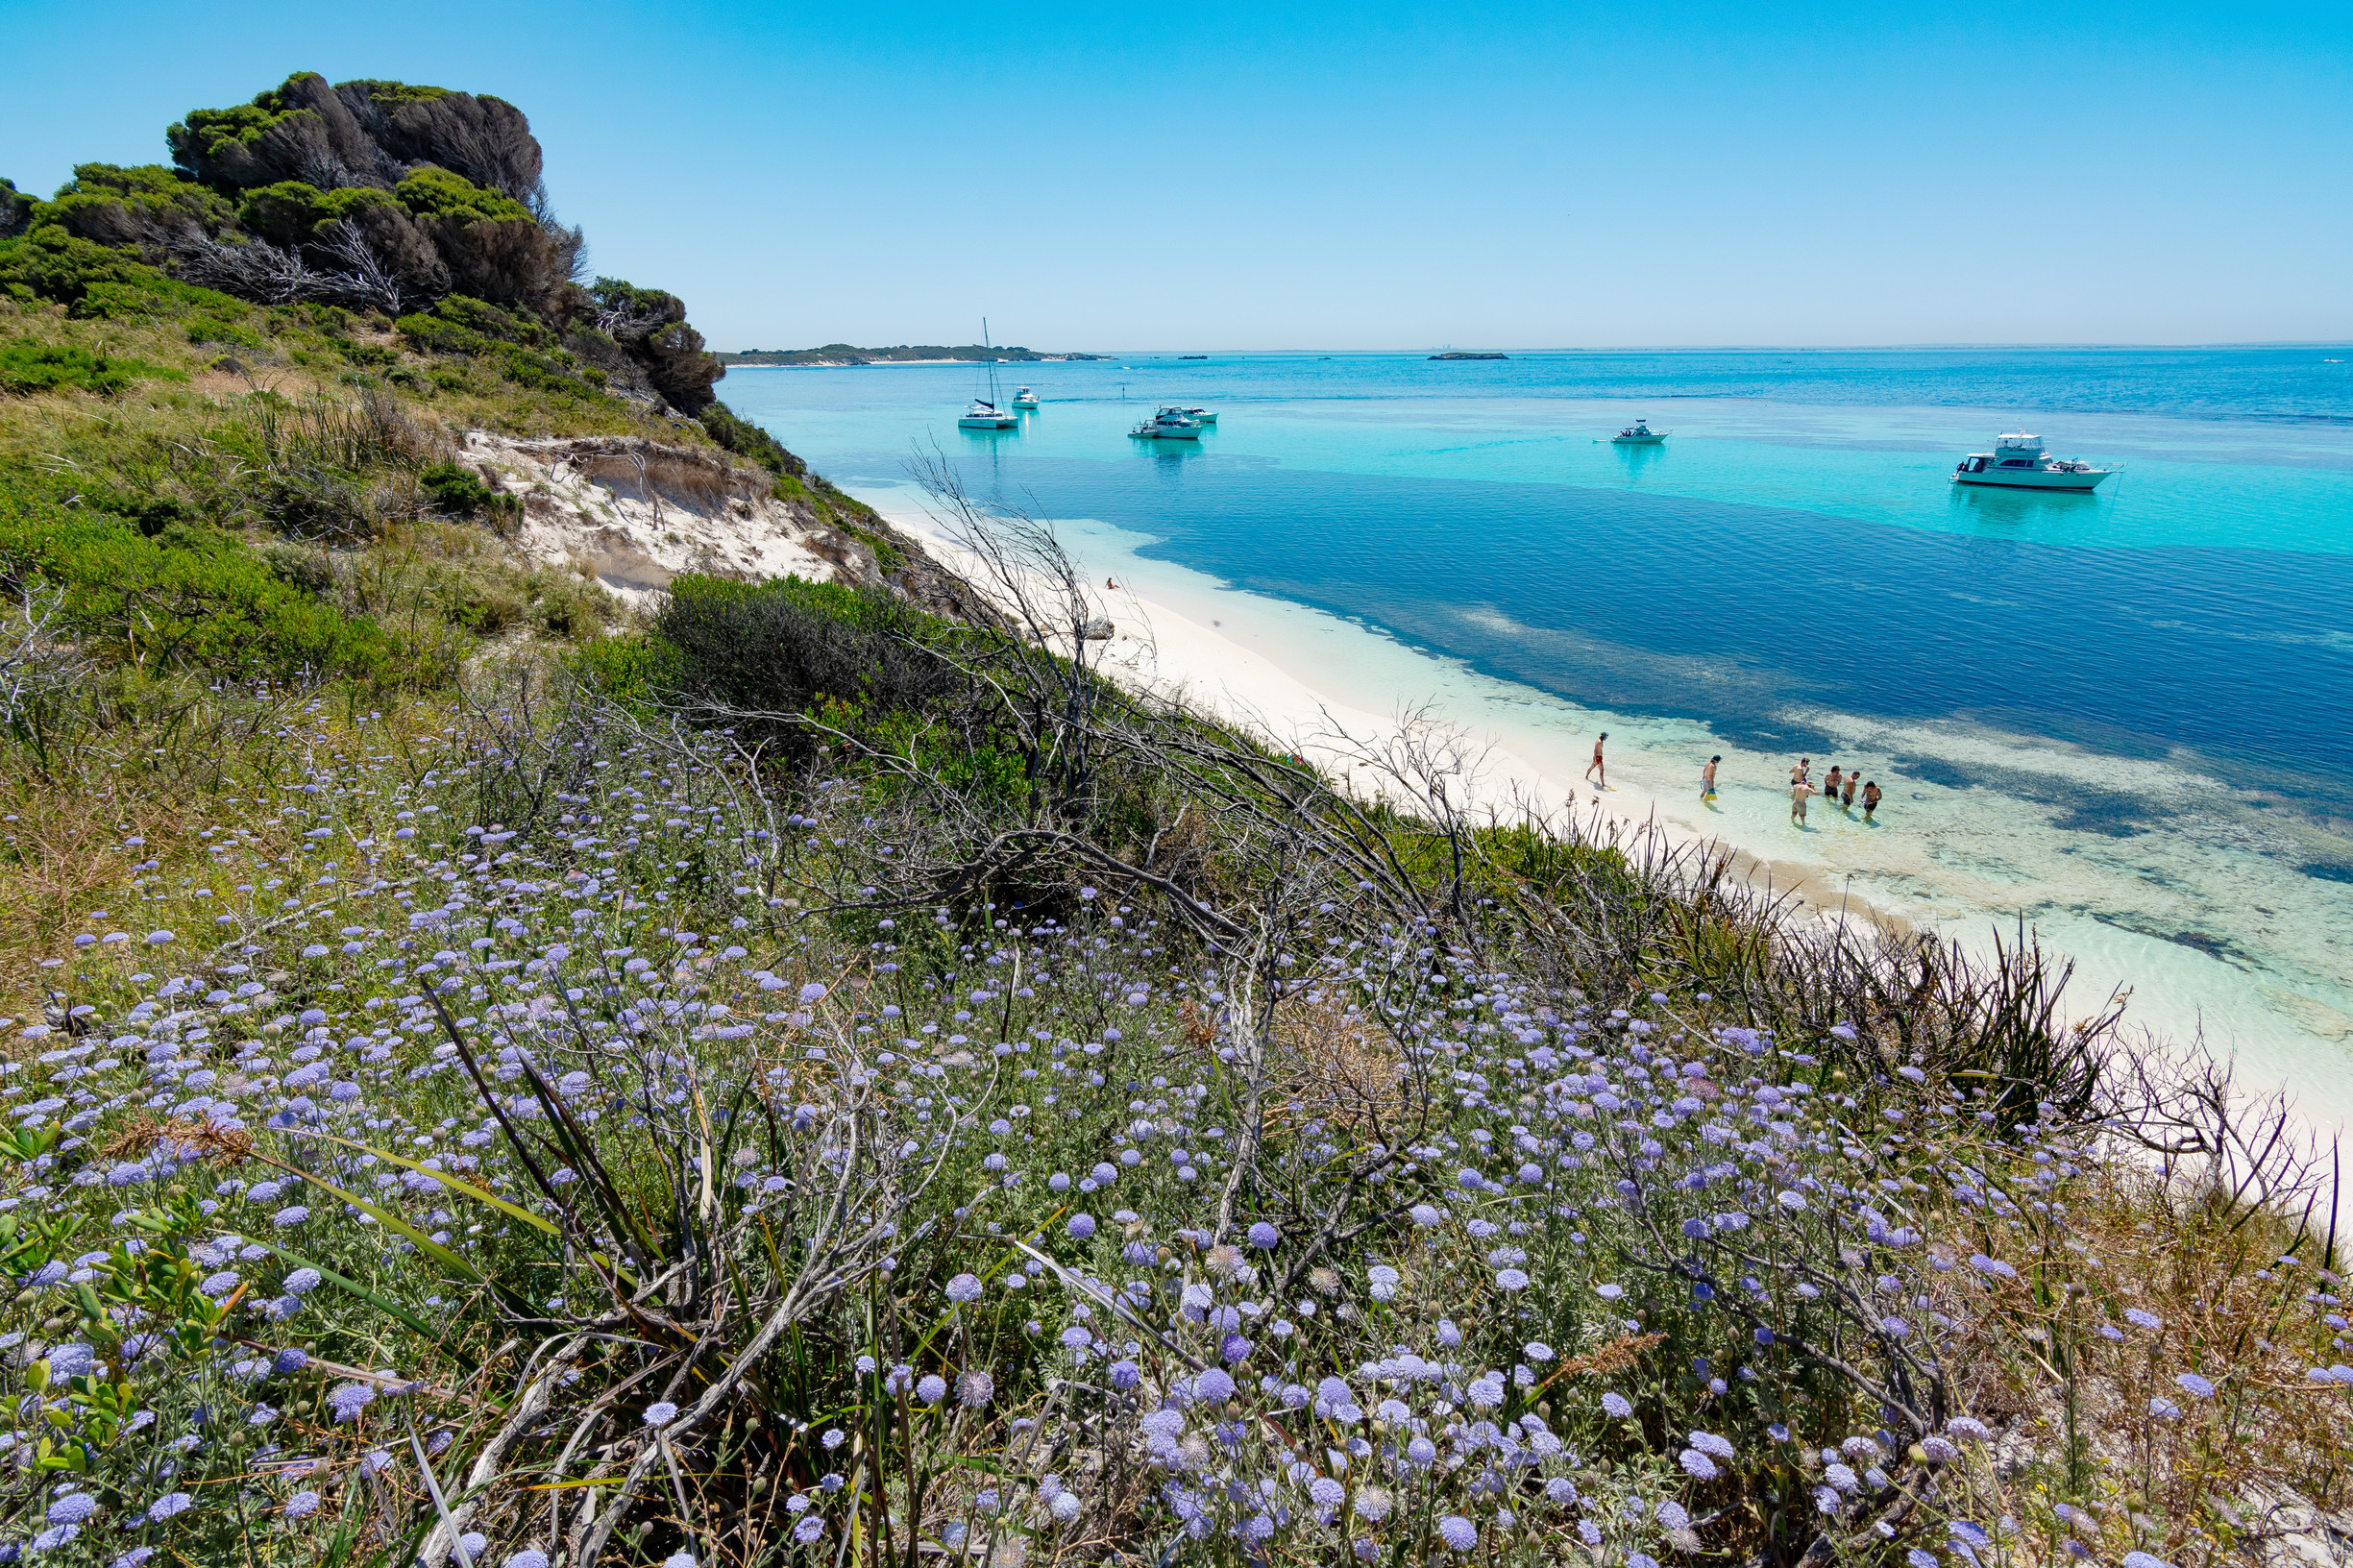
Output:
top-left (1790, 756), bottom-right (1810, 788)
top-left (1701, 754), bottom-right (1720, 800)
top-left (1585, 733), bottom-right (1608, 788)
top-left (1791, 774), bottom-right (1815, 825)
top-left (1842, 771), bottom-right (1858, 810)
top-left (1823, 765), bottom-right (1843, 805)
top-left (1861, 779), bottom-right (1882, 821)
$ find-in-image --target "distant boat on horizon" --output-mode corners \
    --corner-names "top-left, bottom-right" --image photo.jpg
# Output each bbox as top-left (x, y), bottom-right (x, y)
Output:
top-left (1952, 432), bottom-right (2116, 491)
top-left (1430, 351), bottom-right (1508, 360)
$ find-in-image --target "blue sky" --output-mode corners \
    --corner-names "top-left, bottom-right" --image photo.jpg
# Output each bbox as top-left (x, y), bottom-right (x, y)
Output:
top-left (6, 0), bottom-right (2348, 349)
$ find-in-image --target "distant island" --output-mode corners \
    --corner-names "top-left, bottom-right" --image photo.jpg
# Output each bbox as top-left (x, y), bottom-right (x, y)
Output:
top-left (1429, 351), bottom-right (1509, 360)
top-left (720, 344), bottom-right (1110, 367)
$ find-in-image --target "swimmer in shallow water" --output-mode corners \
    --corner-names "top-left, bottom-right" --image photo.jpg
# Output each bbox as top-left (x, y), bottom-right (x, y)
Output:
top-left (1791, 775), bottom-right (1815, 825)
top-left (1862, 779), bottom-right (1882, 821)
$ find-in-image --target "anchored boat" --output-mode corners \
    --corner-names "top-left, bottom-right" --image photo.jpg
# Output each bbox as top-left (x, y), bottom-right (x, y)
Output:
top-left (1130, 406), bottom-right (1206, 440)
top-left (1011, 386), bottom-right (1040, 409)
top-left (958, 320), bottom-right (1021, 429)
top-left (1611, 419), bottom-right (1666, 445)
top-left (1952, 433), bottom-right (2116, 491)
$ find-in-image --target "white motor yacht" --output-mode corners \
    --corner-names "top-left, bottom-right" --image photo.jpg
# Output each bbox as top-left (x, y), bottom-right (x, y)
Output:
top-left (1610, 419), bottom-right (1665, 445)
top-left (1130, 407), bottom-right (1205, 440)
top-left (1952, 433), bottom-right (2116, 491)
top-left (1011, 386), bottom-right (1040, 409)
top-left (1182, 405), bottom-right (1217, 424)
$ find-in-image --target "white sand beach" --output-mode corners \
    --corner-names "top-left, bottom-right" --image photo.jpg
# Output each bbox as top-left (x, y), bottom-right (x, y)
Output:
top-left (864, 485), bottom-right (2353, 1135)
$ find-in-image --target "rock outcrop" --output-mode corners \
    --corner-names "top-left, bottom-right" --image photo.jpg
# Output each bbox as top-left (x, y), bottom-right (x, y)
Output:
top-left (451, 432), bottom-right (987, 620)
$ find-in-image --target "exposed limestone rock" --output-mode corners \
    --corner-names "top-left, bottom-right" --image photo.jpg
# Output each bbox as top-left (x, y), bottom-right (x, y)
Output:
top-left (450, 432), bottom-right (981, 619)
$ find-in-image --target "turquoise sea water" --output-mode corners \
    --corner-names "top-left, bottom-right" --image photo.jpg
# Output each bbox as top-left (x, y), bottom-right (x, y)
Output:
top-left (720, 349), bottom-right (2353, 1122)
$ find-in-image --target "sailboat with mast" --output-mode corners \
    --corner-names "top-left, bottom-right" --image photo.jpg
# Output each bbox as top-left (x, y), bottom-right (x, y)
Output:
top-left (958, 319), bottom-right (1020, 429)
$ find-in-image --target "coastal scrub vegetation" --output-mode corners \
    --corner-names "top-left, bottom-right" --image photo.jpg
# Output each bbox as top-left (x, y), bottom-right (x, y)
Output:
top-left (3, 70), bottom-right (2349, 1568)
top-left (0, 466), bottom-right (2345, 1568)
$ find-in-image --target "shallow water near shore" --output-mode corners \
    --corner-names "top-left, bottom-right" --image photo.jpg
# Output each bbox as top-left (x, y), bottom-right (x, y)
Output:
top-left (721, 348), bottom-right (2353, 1126)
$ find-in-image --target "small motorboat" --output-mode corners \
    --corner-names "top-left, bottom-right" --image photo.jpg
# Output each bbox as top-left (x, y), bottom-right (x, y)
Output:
top-left (1130, 407), bottom-right (1205, 440)
top-left (1180, 405), bottom-right (1217, 424)
top-left (1611, 419), bottom-right (1666, 445)
top-left (1951, 432), bottom-right (2117, 491)
top-left (1011, 386), bottom-right (1040, 409)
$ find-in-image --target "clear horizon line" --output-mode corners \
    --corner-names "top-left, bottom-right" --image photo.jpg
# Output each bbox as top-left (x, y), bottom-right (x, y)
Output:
top-left (726, 339), bottom-right (2353, 357)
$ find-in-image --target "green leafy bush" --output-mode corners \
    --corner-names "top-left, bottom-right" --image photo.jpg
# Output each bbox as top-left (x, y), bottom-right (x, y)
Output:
top-left (0, 341), bottom-right (180, 397)
top-left (698, 400), bottom-right (807, 478)
top-left (0, 228), bottom-right (240, 317)
top-left (654, 573), bottom-right (971, 760)
top-left (393, 164), bottom-right (531, 226)
top-left (42, 162), bottom-right (238, 248)
top-left (418, 460), bottom-right (520, 523)
top-left (0, 497), bottom-right (394, 680)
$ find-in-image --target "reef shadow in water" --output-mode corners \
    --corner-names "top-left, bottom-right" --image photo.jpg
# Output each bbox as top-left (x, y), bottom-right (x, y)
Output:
top-left (2092, 913), bottom-right (2252, 968)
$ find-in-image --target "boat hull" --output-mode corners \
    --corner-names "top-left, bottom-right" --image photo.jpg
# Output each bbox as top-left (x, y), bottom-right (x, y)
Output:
top-left (1132, 428), bottom-right (1202, 440)
top-left (1611, 434), bottom-right (1665, 445)
top-left (1952, 469), bottom-right (2110, 491)
top-left (960, 415), bottom-right (1018, 429)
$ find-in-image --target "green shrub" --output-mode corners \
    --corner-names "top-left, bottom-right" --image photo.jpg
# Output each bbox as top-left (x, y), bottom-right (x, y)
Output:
top-left (418, 461), bottom-right (520, 524)
top-left (42, 162), bottom-right (238, 248)
top-left (1, 178), bottom-right (34, 239)
top-left (0, 341), bottom-right (180, 397)
top-left (698, 400), bottom-right (807, 478)
top-left (393, 165), bottom-right (532, 226)
top-left (0, 496), bottom-right (394, 680)
top-left (0, 228), bottom-right (240, 317)
top-left (184, 311), bottom-right (262, 348)
top-left (654, 573), bottom-right (969, 760)
top-left (566, 627), bottom-right (681, 703)
top-left (528, 569), bottom-right (621, 639)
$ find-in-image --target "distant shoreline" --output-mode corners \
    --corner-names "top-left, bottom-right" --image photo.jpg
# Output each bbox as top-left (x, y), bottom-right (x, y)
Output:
top-left (719, 345), bottom-right (1109, 368)
top-left (723, 357), bottom-right (1104, 370)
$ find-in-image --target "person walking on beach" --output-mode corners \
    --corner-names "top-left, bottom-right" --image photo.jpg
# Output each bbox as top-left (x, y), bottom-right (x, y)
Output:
top-left (1861, 779), bottom-right (1882, 821)
top-left (1842, 771), bottom-right (1858, 810)
top-left (1791, 774), bottom-right (1815, 825)
top-left (1585, 733), bottom-right (1608, 788)
top-left (1824, 764), bottom-right (1844, 805)
top-left (1701, 754), bottom-right (1720, 800)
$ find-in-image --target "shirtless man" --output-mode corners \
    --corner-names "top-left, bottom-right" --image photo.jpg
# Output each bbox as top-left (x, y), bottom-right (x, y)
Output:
top-left (1791, 775), bottom-right (1815, 825)
top-left (1861, 779), bottom-right (1882, 821)
top-left (1585, 733), bottom-right (1608, 788)
top-left (1824, 765), bottom-right (1844, 804)
top-left (1790, 755), bottom-right (1810, 788)
top-left (1701, 754), bottom-right (1720, 800)
top-left (1842, 772), bottom-right (1858, 809)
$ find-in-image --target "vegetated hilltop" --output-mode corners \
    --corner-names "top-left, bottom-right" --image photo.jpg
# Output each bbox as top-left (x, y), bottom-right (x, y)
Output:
top-left (721, 343), bottom-right (1110, 366)
top-left (0, 71), bottom-right (965, 691)
top-left (2, 75), bottom-right (2350, 1568)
